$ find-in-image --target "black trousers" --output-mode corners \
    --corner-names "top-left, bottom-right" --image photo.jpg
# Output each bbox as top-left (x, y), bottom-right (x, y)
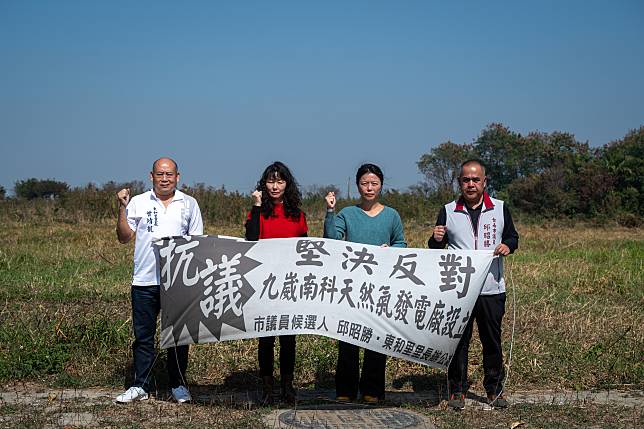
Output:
top-left (131, 285), bottom-right (189, 392)
top-left (258, 335), bottom-right (296, 377)
top-left (448, 293), bottom-right (506, 396)
top-left (335, 341), bottom-right (387, 399)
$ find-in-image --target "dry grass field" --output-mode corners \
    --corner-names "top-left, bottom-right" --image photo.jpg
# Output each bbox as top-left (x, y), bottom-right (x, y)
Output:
top-left (0, 209), bottom-right (642, 427)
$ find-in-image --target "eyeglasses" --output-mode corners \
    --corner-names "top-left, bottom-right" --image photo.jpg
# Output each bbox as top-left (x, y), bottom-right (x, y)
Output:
top-left (460, 177), bottom-right (482, 183)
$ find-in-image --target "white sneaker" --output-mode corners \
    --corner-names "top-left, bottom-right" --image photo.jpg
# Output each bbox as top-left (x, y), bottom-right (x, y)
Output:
top-left (171, 385), bottom-right (192, 403)
top-left (116, 386), bottom-right (149, 403)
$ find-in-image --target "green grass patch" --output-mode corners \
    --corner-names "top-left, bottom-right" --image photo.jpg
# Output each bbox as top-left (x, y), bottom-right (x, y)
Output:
top-left (0, 304), bottom-right (130, 385)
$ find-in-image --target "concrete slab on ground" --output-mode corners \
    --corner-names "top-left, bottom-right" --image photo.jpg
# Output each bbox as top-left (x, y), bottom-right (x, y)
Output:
top-left (263, 405), bottom-right (437, 429)
top-left (1, 384), bottom-right (642, 409)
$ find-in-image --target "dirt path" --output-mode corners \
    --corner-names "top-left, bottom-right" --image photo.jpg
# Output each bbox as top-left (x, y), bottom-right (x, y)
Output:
top-left (2, 383), bottom-right (642, 407)
top-left (1, 383), bottom-right (642, 428)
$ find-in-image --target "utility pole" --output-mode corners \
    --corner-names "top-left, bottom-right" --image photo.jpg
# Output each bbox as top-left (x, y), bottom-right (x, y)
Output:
top-left (347, 177), bottom-right (351, 200)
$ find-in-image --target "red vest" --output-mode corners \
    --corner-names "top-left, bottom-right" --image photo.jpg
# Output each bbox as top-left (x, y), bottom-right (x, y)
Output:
top-left (444, 193), bottom-right (506, 295)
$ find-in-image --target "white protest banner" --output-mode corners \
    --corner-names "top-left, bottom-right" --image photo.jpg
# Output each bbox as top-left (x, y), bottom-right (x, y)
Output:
top-left (155, 235), bottom-right (494, 370)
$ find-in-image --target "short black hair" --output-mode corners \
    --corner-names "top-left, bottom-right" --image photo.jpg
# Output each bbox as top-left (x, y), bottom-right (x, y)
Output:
top-left (355, 163), bottom-right (384, 186)
top-left (152, 157), bottom-right (179, 173)
top-left (459, 159), bottom-right (486, 177)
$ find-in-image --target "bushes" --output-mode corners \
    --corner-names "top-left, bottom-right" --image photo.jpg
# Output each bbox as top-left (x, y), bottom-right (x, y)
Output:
top-left (417, 124), bottom-right (643, 220)
top-left (180, 183), bottom-right (249, 226)
top-left (601, 126), bottom-right (644, 215)
top-left (14, 178), bottom-right (69, 199)
top-left (4, 125), bottom-right (641, 223)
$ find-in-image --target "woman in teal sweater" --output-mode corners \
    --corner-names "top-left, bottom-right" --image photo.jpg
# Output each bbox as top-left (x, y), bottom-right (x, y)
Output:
top-left (324, 163), bottom-right (406, 403)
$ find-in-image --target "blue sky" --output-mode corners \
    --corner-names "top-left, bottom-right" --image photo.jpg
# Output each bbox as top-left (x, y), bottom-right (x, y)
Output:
top-left (1, 0), bottom-right (643, 195)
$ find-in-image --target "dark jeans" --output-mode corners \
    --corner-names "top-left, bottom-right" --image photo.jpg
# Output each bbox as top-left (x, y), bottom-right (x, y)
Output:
top-left (335, 341), bottom-right (387, 399)
top-left (258, 335), bottom-right (296, 378)
top-left (131, 285), bottom-right (189, 392)
top-left (448, 293), bottom-right (506, 396)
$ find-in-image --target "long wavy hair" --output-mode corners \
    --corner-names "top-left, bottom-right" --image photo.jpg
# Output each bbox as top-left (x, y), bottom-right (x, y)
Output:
top-left (256, 161), bottom-right (302, 220)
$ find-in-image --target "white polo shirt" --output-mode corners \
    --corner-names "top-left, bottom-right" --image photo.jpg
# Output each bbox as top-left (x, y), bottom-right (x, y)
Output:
top-left (126, 189), bottom-right (203, 286)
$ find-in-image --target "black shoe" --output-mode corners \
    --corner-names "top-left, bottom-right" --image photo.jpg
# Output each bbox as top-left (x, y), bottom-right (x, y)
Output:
top-left (487, 393), bottom-right (509, 408)
top-left (447, 393), bottom-right (465, 410)
top-left (362, 395), bottom-right (379, 404)
top-left (280, 374), bottom-right (296, 405)
top-left (260, 376), bottom-right (274, 405)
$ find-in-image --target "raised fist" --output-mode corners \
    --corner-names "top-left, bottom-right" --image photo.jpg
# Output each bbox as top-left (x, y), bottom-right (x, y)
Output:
top-left (325, 191), bottom-right (336, 210)
top-left (252, 190), bottom-right (262, 207)
top-left (117, 188), bottom-right (130, 208)
top-left (433, 225), bottom-right (447, 242)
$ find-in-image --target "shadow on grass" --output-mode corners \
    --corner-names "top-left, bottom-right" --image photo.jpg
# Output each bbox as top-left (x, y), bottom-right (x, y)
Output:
top-left (312, 367), bottom-right (335, 390)
top-left (111, 352), bottom-right (185, 396)
top-left (113, 361), bottom-right (448, 407)
top-left (390, 372), bottom-right (447, 406)
top-left (391, 372), bottom-right (445, 393)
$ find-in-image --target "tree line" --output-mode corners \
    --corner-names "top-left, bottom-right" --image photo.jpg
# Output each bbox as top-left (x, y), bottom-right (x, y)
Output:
top-left (3, 124), bottom-right (642, 225)
top-left (416, 124), bottom-right (642, 222)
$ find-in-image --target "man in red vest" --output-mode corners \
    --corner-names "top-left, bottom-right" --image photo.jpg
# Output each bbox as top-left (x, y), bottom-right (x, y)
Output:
top-left (428, 159), bottom-right (519, 410)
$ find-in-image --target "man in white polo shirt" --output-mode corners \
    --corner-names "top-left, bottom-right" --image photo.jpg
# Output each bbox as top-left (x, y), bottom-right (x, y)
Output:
top-left (115, 157), bottom-right (203, 403)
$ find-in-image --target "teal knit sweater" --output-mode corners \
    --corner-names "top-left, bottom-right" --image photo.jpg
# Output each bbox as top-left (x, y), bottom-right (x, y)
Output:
top-left (324, 205), bottom-right (406, 248)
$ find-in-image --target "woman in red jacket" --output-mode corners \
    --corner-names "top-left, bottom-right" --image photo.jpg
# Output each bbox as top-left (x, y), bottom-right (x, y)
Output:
top-left (245, 161), bottom-right (308, 405)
